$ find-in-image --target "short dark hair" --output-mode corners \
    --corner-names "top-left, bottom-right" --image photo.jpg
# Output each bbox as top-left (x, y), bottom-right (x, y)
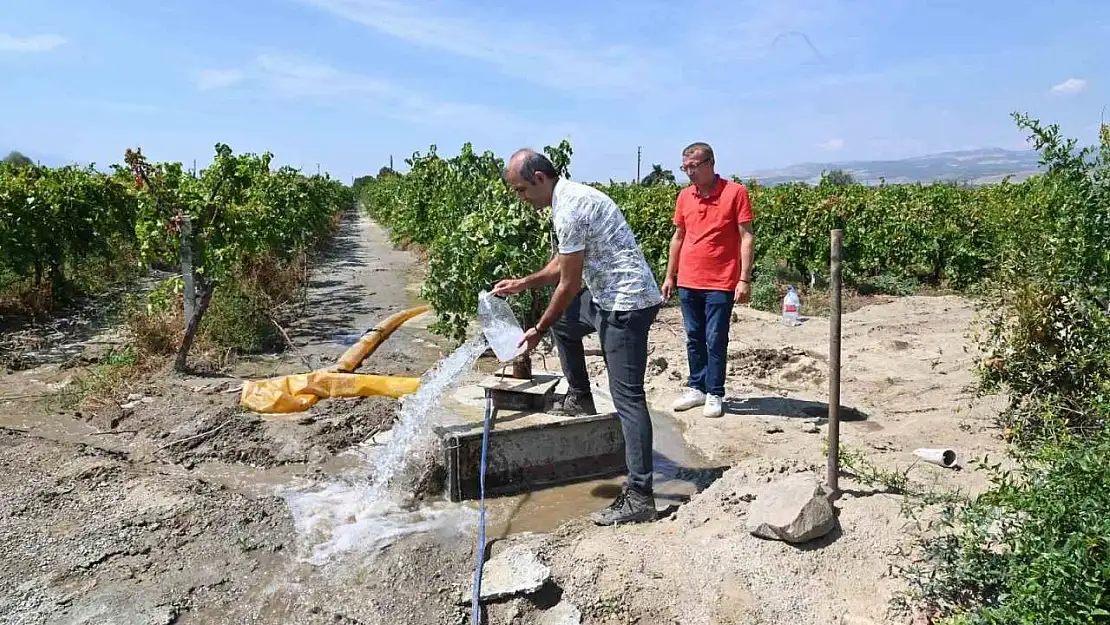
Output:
top-left (682, 142), bottom-right (714, 162)
top-left (512, 149), bottom-right (559, 183)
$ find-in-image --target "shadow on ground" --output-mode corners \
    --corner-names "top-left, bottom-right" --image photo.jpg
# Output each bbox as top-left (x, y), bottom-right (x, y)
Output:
top-left (723, 396), bottom-right (869, 422)
top-left (284, 211), bottom-right (394, 347)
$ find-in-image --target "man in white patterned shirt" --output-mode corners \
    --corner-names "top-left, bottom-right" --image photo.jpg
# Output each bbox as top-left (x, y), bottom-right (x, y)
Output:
top-left (492, 148), bottom-right (664, 526)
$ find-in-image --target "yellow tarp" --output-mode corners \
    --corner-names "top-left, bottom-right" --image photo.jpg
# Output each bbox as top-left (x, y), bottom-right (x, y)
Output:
top-left (240, 370), bottom-right (420, 414)
top-left (334, 305), bottom-right (431, 372)
top-left (239, 304), bottom-right (431, 415)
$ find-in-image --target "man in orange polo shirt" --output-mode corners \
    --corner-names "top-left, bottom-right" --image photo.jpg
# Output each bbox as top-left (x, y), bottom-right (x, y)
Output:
top-left (661, 142), bottom-right (755, 418)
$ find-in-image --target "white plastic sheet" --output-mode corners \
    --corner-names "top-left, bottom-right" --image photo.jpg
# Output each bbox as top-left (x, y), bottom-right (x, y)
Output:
top-left (477, 290), bottom-right (526, 362)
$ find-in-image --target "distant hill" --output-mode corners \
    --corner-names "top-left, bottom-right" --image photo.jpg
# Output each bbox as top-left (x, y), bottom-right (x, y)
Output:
top-left (740, 148), bottom-right (1044, 186)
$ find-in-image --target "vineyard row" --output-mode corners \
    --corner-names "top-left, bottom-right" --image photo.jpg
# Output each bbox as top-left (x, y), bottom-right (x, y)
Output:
top-left (0, 144), bottom-right (354, 303)
top-left (357, 136), bottom-right (1057, 340)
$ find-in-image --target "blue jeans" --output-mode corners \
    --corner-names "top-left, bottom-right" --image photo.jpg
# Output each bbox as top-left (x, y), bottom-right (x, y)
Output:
top-left (678, 287), bottom-right (735, 397)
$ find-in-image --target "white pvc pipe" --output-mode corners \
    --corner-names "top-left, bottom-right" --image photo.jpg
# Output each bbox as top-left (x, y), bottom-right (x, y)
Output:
top-left (913, 447), bottom-right (957, 468)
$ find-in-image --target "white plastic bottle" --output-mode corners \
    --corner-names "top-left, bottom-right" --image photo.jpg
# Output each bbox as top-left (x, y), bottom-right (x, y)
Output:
top-left (782, 286), bottom-right (801, 327)
top-left (477, 290), bottom-right (526, 362)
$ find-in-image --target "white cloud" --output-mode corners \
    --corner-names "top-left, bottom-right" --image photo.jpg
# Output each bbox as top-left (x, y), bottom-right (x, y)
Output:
top-left (206, 54), bottom-right (540, 132)
top-left (292, 0), bottom-right (690, 95)
top-left (80, 99), bottom-right (161, 114)
top-left (193, 69), bottom-right (245, 91)
top-left (1050, 78), bottom-right (1088, 95)
top-left (254, 55), bottom-right (397, 99)
top-left (0, 33), bottom-right (67, 53)
top-left (292, 0), bottom-right (878, 105)
top-left (820, 138), bottom-right (845, 150)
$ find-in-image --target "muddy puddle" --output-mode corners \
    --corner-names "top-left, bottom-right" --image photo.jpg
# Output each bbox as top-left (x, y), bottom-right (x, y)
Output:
top-left (208, 376), bottom-right (717, 553)
top-left (1, 367), bottom-right (718, 552)
top-left (195, 407), bottom-right (716, 544)
top-left (481, 408), bottom-right (723, 538)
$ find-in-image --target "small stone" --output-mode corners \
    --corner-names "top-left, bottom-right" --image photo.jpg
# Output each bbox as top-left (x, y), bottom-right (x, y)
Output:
top-left (456, 544), bottom-right (550, 604)
top-left (648, 357), bottom-right (668, 376)
top-left (765, 424), bottom-right (784, 434)
top-left (536, 601), bottom-right (582, 625)
top-left (746, 474), bottom-right (837, 543)
top-left (839, 616), bottom-right (891, 625)
top-left (801, 422), bottom-right (820, 434)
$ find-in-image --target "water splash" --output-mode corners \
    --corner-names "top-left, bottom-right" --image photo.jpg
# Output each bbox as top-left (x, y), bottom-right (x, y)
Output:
top-left (366, 335), bottom-right (488, 499)
top-left (282, 336), bottom-right (488, 565)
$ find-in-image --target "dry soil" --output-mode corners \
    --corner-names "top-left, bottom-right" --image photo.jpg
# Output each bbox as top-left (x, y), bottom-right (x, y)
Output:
top-left (0, 209), bottom-right (1008, 625)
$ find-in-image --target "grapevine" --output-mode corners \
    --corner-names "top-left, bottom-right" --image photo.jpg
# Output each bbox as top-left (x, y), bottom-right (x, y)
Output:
top-left (1, 143), bottom-right (352, 369)
top-left (357, 135), bottom-right (1045, 341)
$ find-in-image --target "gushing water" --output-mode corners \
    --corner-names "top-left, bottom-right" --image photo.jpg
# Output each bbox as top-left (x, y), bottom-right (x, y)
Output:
top-left (282, 336), bottom-right (488, 564)
top-left (366, 336), bottom-right (487, 500)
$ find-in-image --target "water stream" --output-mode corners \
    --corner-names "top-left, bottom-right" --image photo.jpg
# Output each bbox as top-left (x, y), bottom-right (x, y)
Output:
top-left (281, 336), bottom-right (488, 565)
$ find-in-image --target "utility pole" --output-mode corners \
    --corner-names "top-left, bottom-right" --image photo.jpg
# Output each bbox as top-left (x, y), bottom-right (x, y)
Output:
top-left (389, 154), bottom-right (394, 170)
top-left (316, 163), bottom-right (320, 176)
top-left (636, 146), bottom-right (642, 184)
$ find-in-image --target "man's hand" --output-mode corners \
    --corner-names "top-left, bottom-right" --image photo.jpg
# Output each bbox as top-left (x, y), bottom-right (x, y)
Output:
top-left (517, 326), bottom-right (544, 354)
top-left (491, 278), bottom-right (526, 297)
top-left (735, 280), bottom-right (752, 305)
top-left (662, 276), bottom-right (676, 300)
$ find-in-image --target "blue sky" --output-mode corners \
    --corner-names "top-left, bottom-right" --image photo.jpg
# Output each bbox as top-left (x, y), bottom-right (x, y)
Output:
top-left (1, 0), bottom-right (1107, 183)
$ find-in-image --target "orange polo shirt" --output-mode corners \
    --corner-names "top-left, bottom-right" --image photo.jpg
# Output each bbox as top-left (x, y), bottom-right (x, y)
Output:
top-left (673, 176), bottom-right (753, 291)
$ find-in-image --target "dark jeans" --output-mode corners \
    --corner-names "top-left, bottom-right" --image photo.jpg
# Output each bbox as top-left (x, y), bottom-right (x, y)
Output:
top-left (551, 289), bottom-right (660, 495)
top-left (678, 287), bottom-right (735, 397)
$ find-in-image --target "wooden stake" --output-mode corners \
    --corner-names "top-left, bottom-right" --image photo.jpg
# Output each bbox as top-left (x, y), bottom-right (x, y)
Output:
top-left (827, 229), bottom-right (843, 495)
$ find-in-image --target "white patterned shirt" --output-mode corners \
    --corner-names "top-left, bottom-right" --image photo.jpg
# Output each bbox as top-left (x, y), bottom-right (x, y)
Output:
top-left (549, 178), bottom-right (663, 312)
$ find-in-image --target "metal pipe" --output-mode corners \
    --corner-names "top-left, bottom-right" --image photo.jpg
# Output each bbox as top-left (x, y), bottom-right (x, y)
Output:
top-left (827, 229), bottom-right (843, 494)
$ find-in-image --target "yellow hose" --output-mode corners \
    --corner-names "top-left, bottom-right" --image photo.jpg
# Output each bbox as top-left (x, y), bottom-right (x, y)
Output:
top-left (334, 305), bottom-right (431, 372)
top-left (240, 371), bottom-right (421, 414)
top-left (239, 304), bottom-right (431, 415)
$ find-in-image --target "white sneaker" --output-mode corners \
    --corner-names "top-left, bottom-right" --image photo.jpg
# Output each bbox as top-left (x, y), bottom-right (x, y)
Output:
top-left (703, 394), bottom-right (724, 418)
top-left (672, 388), bottom-right (706, 412)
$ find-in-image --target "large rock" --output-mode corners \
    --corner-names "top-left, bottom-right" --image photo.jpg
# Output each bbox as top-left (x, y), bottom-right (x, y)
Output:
top-left (746, 474), bottom-right (836, 543)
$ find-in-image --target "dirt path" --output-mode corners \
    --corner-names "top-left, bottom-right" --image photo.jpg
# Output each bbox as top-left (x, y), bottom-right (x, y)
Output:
top-left (239, 209), bottom-right (449, 378)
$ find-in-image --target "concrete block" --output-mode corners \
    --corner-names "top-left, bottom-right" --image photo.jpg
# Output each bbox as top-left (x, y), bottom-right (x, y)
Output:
top-left (437, 410), bottom-right (626, 502)
top-left (478, 373), bottom-right (561, 412)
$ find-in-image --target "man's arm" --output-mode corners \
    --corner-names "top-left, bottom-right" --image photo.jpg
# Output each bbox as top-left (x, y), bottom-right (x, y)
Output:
top-left (521, 255), bottom-right (561, 289)
top-left (663, 227), bottom-right (684, 281)
top-left (661, 227), bottom-right (684, 299)
top-left (733, 185), bottom-right (756, 303)
top-left (661, 197), bottom-right (685, 299)
top-left (738, 221), bottom-right (754, 282)
top-left (534, 251), bottom-right (584, 333)
top-left (491, 254), bottom-right (560, 296)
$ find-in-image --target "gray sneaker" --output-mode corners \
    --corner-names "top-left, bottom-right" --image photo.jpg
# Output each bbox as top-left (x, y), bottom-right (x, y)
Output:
top-left (549, 393), bottom-right (596, 417)
top-left (589, 487), bottom-right (657, 526)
